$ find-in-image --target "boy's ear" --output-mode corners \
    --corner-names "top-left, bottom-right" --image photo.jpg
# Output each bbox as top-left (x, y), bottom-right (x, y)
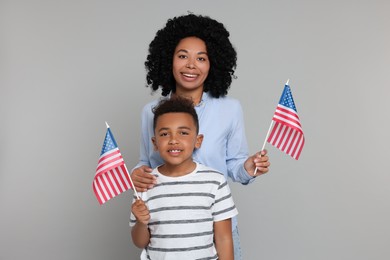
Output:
top-left (151, 136), bottom-right (158, 151)
top-left (195, 134), bottom-right (204, 149)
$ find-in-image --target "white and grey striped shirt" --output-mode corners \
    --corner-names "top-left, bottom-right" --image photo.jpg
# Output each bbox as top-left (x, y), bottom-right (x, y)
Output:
top-left (130, 163), bottom-right (238, 260)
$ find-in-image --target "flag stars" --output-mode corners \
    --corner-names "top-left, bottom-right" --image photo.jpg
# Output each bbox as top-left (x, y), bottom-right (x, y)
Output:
top-left (100, 131), bottom-right (118, 155)
top-left (280, 86), bottom-right (297, 111)
top-left (268, 84), bottom-right (304, 160)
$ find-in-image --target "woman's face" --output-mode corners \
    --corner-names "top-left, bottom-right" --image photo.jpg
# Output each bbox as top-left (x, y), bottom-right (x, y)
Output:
top-left (172, 37), bottom-right (210, 93)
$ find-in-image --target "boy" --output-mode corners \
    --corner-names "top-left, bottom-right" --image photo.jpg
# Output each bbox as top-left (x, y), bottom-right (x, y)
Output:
top-left (130, 97), bottom-right (238, 260)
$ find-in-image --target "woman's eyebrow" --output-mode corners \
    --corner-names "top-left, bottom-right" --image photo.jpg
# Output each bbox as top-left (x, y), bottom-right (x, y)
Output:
top-left (176, 49), bottom-right (188, 54)
top-left (176, 49), bottom-right (208, 55)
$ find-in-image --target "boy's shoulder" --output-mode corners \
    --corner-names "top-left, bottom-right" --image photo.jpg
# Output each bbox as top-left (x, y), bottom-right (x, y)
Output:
top-left (195, 163), bottom-right (226, 181)
top-left (196, 163), bottom-right (220, 173)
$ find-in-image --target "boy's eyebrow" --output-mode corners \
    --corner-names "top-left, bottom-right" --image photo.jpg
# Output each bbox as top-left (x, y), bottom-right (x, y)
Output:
top-left (157, 127), bottom-right (169, 132)
top-left (157, 126), bottom-right (192, 132)
top-left (177, 126), bottom-right (192, 130)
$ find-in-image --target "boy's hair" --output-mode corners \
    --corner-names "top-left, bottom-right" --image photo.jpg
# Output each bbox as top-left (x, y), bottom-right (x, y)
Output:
top-left (145, 14), bottom-right (237, 98)
top-left (153, 97), bottom-right (199, 133)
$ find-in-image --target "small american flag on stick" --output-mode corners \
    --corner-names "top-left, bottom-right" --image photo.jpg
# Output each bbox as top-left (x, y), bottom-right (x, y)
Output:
top-left (93, 122), bottom-right (138, 205)
top-left (267, 82), bottom-right (305, 160)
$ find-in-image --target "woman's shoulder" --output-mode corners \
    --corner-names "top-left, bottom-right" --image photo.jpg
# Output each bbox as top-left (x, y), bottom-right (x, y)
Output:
top-left (141, 97), bottom-right (168, 113)
top-left (208, 94), bottom-right (243, 112)
top-left (208, 96), bottom-right (241, 107)
top-left (142, 98), bottom-right (159, 109)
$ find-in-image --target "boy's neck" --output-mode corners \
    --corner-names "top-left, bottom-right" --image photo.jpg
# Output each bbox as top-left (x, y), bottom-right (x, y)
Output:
top-left (158, 161), bottom-right (197, 177)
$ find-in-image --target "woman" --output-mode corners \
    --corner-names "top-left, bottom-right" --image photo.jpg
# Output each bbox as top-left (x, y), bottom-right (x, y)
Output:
top-left (131, 14), bottom-right (270, 259)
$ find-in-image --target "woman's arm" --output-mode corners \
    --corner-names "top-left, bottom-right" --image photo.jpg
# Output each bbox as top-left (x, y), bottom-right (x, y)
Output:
top-left (214, 219), bottom-right (233, 260)
top-left (226, 100), bottom-right (270, 182)
top-left (131, 103), bottom-right (157, 192)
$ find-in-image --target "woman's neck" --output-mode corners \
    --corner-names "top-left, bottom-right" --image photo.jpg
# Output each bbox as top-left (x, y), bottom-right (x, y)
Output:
top-left (173, 89), bottom-right (204, 105)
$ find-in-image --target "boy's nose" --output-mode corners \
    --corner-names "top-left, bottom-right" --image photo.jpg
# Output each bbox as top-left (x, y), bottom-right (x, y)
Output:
top-left (168, 137), bottom-right (178, 145)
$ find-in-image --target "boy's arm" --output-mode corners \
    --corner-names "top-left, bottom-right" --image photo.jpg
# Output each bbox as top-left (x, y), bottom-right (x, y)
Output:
top-left (214, 218), bottom-right (233, 260)
top-left (131, 199), bottom-right (151, 248)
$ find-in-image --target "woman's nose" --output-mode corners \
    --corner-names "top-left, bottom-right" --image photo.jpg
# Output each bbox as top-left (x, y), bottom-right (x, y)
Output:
top-left (186, 61), bottom-right (195, 69)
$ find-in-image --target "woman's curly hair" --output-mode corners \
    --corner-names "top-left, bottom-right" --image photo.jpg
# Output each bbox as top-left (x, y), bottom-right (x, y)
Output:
top-left (145, 14), bottom-right (237, 98)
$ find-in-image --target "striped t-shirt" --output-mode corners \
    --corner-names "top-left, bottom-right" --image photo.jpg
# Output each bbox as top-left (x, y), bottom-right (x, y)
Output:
top-left (130, 163), bottom-right (238, 260)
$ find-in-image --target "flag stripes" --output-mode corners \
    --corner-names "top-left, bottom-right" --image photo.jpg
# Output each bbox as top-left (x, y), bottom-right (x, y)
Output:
top-left (96, 148), bottom-right (123, 175)
top-left (266, 84), bottom-right (305, 160)
top-left (93, 127), bottom-right (133, 205)
top-left (93, 164), bottom-right (132, 204)
top-left (272, 105), bottom-right (303, 131)
top-left (267, 122), bottom-right (304, 159)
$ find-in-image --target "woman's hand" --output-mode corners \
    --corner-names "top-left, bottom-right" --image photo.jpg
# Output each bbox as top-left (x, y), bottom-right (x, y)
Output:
top-left (131, 165), bottom-right (156, 192)
top-left (244, 150), bottom-right (270, 177)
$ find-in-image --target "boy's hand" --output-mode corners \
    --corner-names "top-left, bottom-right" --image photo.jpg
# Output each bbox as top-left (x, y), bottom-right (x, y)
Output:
top-left (132, 199), bottom-right (150, 225)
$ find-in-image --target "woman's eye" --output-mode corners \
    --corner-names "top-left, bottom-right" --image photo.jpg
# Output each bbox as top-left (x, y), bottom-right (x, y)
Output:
top-left (178, 55), bottom-right (187, 59)
top-left (198, 57), bottom-right (206, 61)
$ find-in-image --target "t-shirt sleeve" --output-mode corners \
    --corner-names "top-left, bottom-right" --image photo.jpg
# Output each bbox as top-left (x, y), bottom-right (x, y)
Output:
top-left (212, 177), bottom-right (238, 222)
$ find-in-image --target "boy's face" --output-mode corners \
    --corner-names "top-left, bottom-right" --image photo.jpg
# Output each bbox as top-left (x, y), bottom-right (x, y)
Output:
top-left (152, 112), bottom-right (203, 169)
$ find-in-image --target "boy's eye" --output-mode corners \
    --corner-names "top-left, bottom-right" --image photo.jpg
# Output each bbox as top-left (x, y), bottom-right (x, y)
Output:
top-left (180, 131), bottom-right (189, 135)
top-left (160, 132), bottom-right (168, 137)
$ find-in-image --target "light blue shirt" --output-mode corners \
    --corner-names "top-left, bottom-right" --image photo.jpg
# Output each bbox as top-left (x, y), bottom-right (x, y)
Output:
top-left (134, 92), bottom-right (256, 228)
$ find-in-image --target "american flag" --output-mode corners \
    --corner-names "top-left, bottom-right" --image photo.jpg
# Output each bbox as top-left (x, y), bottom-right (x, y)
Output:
top-left (267, 84), bottom-right (305, 160)
top-left (93, 127), bottom-right (133, 205)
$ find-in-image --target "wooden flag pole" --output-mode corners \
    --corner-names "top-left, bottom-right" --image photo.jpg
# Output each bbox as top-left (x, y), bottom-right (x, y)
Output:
top-left (124, 164), bottom-right (140, 199)
top-left (253, 79), bottom-right (289, 176)
top-left (254, 120), bottom-right (273, 176)
top-left (105, 122), bottom-right (140, 199)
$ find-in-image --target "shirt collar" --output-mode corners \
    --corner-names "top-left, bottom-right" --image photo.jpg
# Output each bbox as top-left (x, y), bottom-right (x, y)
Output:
top-left (196, 92), bottom-right (210, 107)
top-left (167, 91), bottom-right (211, 107)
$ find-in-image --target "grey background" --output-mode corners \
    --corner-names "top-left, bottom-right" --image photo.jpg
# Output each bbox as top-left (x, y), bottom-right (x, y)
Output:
top-left (1, 0), bottom-right (389, 259)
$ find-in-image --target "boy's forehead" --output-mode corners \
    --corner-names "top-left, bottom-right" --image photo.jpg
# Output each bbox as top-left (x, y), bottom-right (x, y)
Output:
top-left (155, 112), bottom-right (195, 128)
